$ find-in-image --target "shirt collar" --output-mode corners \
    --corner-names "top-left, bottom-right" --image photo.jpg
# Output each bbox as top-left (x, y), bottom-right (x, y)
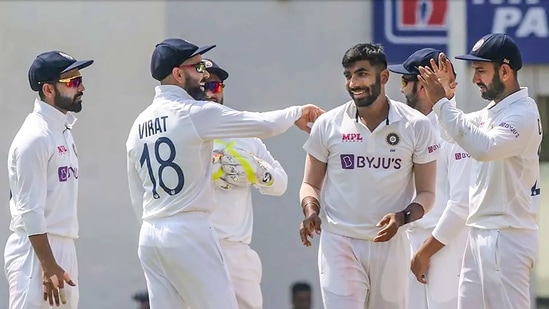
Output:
top-left (486, 87), bottom-right (528, 112)
top-left (33, 99), bottom-right (77, 130)
top-left (154, 85), bottom-right (194, 101)
top-left (348, 96), bottom-right (403, 125)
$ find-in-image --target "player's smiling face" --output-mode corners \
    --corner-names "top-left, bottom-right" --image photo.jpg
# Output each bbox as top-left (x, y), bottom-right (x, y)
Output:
top-left (471, 61), bottom-right (505, 101)
top-left (344, 60), bottom-right (385, 108)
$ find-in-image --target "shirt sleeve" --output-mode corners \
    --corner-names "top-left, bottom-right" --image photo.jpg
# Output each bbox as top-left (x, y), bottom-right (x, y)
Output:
top-left (126, 148), bottom-right (145, 223)
top-left (413, 116), bottom-right (440, 164)
top-left (191, 102), bottom-right (302, 140)
top-left (433, 97), bottom-right (538, 161)
top-left (303, 115), bottom-right (329, 163)
top-left (432, 142), bottom-right (472, 245)
top-left (9, 135), bottom-right (50, 236)
top-left (253, 138), bottom-right (288, 196)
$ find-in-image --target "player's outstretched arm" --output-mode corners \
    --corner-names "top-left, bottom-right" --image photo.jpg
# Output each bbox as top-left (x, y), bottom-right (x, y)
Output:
top-left (299, 154), bottom-right (326, 247)
top-left (192, 103), bottom-right (325, 141)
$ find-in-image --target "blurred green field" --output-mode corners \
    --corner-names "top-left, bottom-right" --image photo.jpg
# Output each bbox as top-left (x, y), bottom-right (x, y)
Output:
top-left (536, 162), bottom-right (549, 298)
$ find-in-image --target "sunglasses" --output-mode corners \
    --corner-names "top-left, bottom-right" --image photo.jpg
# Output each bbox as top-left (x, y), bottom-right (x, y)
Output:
top-left (180, 61), bottom-right (206, 73)
top-left (58, 75), bottom-right (83, 88)
top-left (204, 81), bottom-right (225, 94)
top-left (401, 75), bottom-right (418, 88)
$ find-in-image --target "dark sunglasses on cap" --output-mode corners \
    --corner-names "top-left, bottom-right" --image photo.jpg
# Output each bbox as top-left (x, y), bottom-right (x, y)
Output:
top-left (180, 61), bottom-right (206, 73)
top-left (204, 81), bottom-right (225, 94)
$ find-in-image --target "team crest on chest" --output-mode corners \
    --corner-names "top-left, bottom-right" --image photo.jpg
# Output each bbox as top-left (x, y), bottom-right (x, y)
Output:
top-left (386, 132), bottom-right (400, 146)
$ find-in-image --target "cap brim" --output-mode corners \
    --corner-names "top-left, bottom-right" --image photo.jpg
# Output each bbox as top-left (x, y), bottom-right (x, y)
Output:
top-left (61, 59), bottom-right (94, 73)
top-left (207, 68), bottom-right (229, 81)
top-left (454, 54), bottom-right (492, 62)
top-left (191, 45), bottom-right (216, 57)
top-left (387, 64), bottom-right (415, 75)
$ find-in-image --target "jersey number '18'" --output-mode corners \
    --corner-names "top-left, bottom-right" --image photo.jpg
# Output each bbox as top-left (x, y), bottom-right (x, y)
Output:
top-left (139, 137), bottom-right (184, 199)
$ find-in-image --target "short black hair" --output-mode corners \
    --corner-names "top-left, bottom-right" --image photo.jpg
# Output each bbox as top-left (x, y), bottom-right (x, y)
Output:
top-left (291, 281), bottom-right (311, 296)
top-left (342, 43), bottom-right (387, 70)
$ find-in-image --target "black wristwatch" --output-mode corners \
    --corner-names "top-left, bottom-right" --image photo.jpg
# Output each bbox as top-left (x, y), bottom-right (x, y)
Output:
top-left (401, 210), bottom-right (412, 225)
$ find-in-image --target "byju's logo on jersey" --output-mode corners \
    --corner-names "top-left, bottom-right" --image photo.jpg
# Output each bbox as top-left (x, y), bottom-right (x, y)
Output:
top-left (454, 152), bottom-right (471, 160)
top-left (383, 0), bottom-right (448, 44)
top-left (342, 133), bottom-right (363, 142)
top-left (340, 154), bottom-right (402, 170)
top-left (58, 166), bottom-right (78, 182)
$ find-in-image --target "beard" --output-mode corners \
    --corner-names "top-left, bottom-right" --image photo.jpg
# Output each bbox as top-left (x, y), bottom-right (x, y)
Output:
top-left (53, 87), bottom-right (83, 113)
top-left (478, 73), bottom-right (505, 101)
top-left (348, 74), bottom-right (382, 107)
top-left (405, 82), bottom-right (419, 109)
top-left (184, 72), bottom-right (207, 100)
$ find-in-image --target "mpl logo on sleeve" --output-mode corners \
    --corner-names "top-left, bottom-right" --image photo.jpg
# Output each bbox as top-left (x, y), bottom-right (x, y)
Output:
top-left (373, 0), bottom-right (448, 62)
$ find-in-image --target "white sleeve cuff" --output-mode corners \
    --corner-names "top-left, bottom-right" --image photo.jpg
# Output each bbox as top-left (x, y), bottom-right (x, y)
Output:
top-left (20, 210), bottom-right (47, 236)
top-left (432, 97), bottom-right (450, 114)
top-left (432, 207), bottom-right (466, 245)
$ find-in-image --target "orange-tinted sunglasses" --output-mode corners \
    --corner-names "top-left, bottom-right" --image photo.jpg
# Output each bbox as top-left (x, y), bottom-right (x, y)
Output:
top-left (58, 75), bottom-right (83, 88)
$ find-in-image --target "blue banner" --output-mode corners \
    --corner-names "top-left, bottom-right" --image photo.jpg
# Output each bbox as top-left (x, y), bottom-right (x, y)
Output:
top-left (373, 0), bottom-right (448, 64)
top-left (467, 0), bottom-right (549, 65)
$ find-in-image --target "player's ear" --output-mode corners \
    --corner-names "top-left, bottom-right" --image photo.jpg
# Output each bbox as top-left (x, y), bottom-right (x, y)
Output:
top-left (380, 68), bottom-right (389, 84)
top-left (172, 67), bottom-right (183, 83)
top-left (41, 83), bottom-right (56, 99)
top-left (500, 63), bottom-right (512, 82)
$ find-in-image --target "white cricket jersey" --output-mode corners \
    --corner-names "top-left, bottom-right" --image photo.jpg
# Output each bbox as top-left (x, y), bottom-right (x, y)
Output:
top-left (209, 138), bottom-right (288, 244)
top-left (412, 109), bottom-right (472, 230)
top-left (433, 88), bottom-right (542, 230)
top-left (8, 99), bottom-right (79, 238)
top-left (303, 98), bottom-right (439, 240)
top-left (126, 85), bottom-right (301, 220)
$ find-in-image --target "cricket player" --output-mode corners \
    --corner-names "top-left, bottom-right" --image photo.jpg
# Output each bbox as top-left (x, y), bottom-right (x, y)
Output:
top-left (203, 58), bottom-right (288, 309)
top-left (4, 51), bottom-right (93, 309)
top-left (126, 38), bottom-right (323, 309)
top-left (417, 33), bottom-right (542, 309)
top-left (298, 43), bottom-right (439, 309)
top-left (388, 48), bottom-right (471, 309)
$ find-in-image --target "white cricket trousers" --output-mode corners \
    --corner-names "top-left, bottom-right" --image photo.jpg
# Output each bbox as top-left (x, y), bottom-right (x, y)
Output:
top-left (220, 239), bottom-right (263, 309)
top-left (407, 227), bottom-right (468, 309)
top-left (458, 228), bottom-right (538, 309)
top-left (318, 230), bottom-right (410, 309)
top-left (138, 212), bottom-right (238, 309)
top-left (4, 232), bottom-right (79, 309)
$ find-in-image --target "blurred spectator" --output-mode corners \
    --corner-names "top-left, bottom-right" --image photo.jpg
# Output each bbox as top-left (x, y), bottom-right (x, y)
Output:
top-left (291, 281), bottom-right (312, 309)
top-left (132, 290), bottom-right (149, 309)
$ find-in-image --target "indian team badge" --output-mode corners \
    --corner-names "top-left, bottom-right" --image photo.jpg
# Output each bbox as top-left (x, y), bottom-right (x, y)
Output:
top-left (472, 39), bottom-right (485, 52)
top-left (386, 132), bottom-right (400, 146)
top-left (58, 52), bottom-right (75, 60)
top-left (204, 59), bottom-right (213, 68)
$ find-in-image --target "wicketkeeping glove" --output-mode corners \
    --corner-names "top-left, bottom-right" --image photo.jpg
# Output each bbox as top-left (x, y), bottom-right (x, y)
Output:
top-left (211, 145), bottom-right (275, 190)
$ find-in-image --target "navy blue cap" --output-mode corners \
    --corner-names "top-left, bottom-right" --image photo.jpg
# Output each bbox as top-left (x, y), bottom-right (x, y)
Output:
top-left (203, 58), bottom-right (229, 81)
top-left (28, 51), bottom-right (94, 91)
top-left (150, 38), bottom-right (216, 81)
top-left (388, 48), bottom-right (442, 76)
top-left (456, 33), bottom-right (522, 70)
